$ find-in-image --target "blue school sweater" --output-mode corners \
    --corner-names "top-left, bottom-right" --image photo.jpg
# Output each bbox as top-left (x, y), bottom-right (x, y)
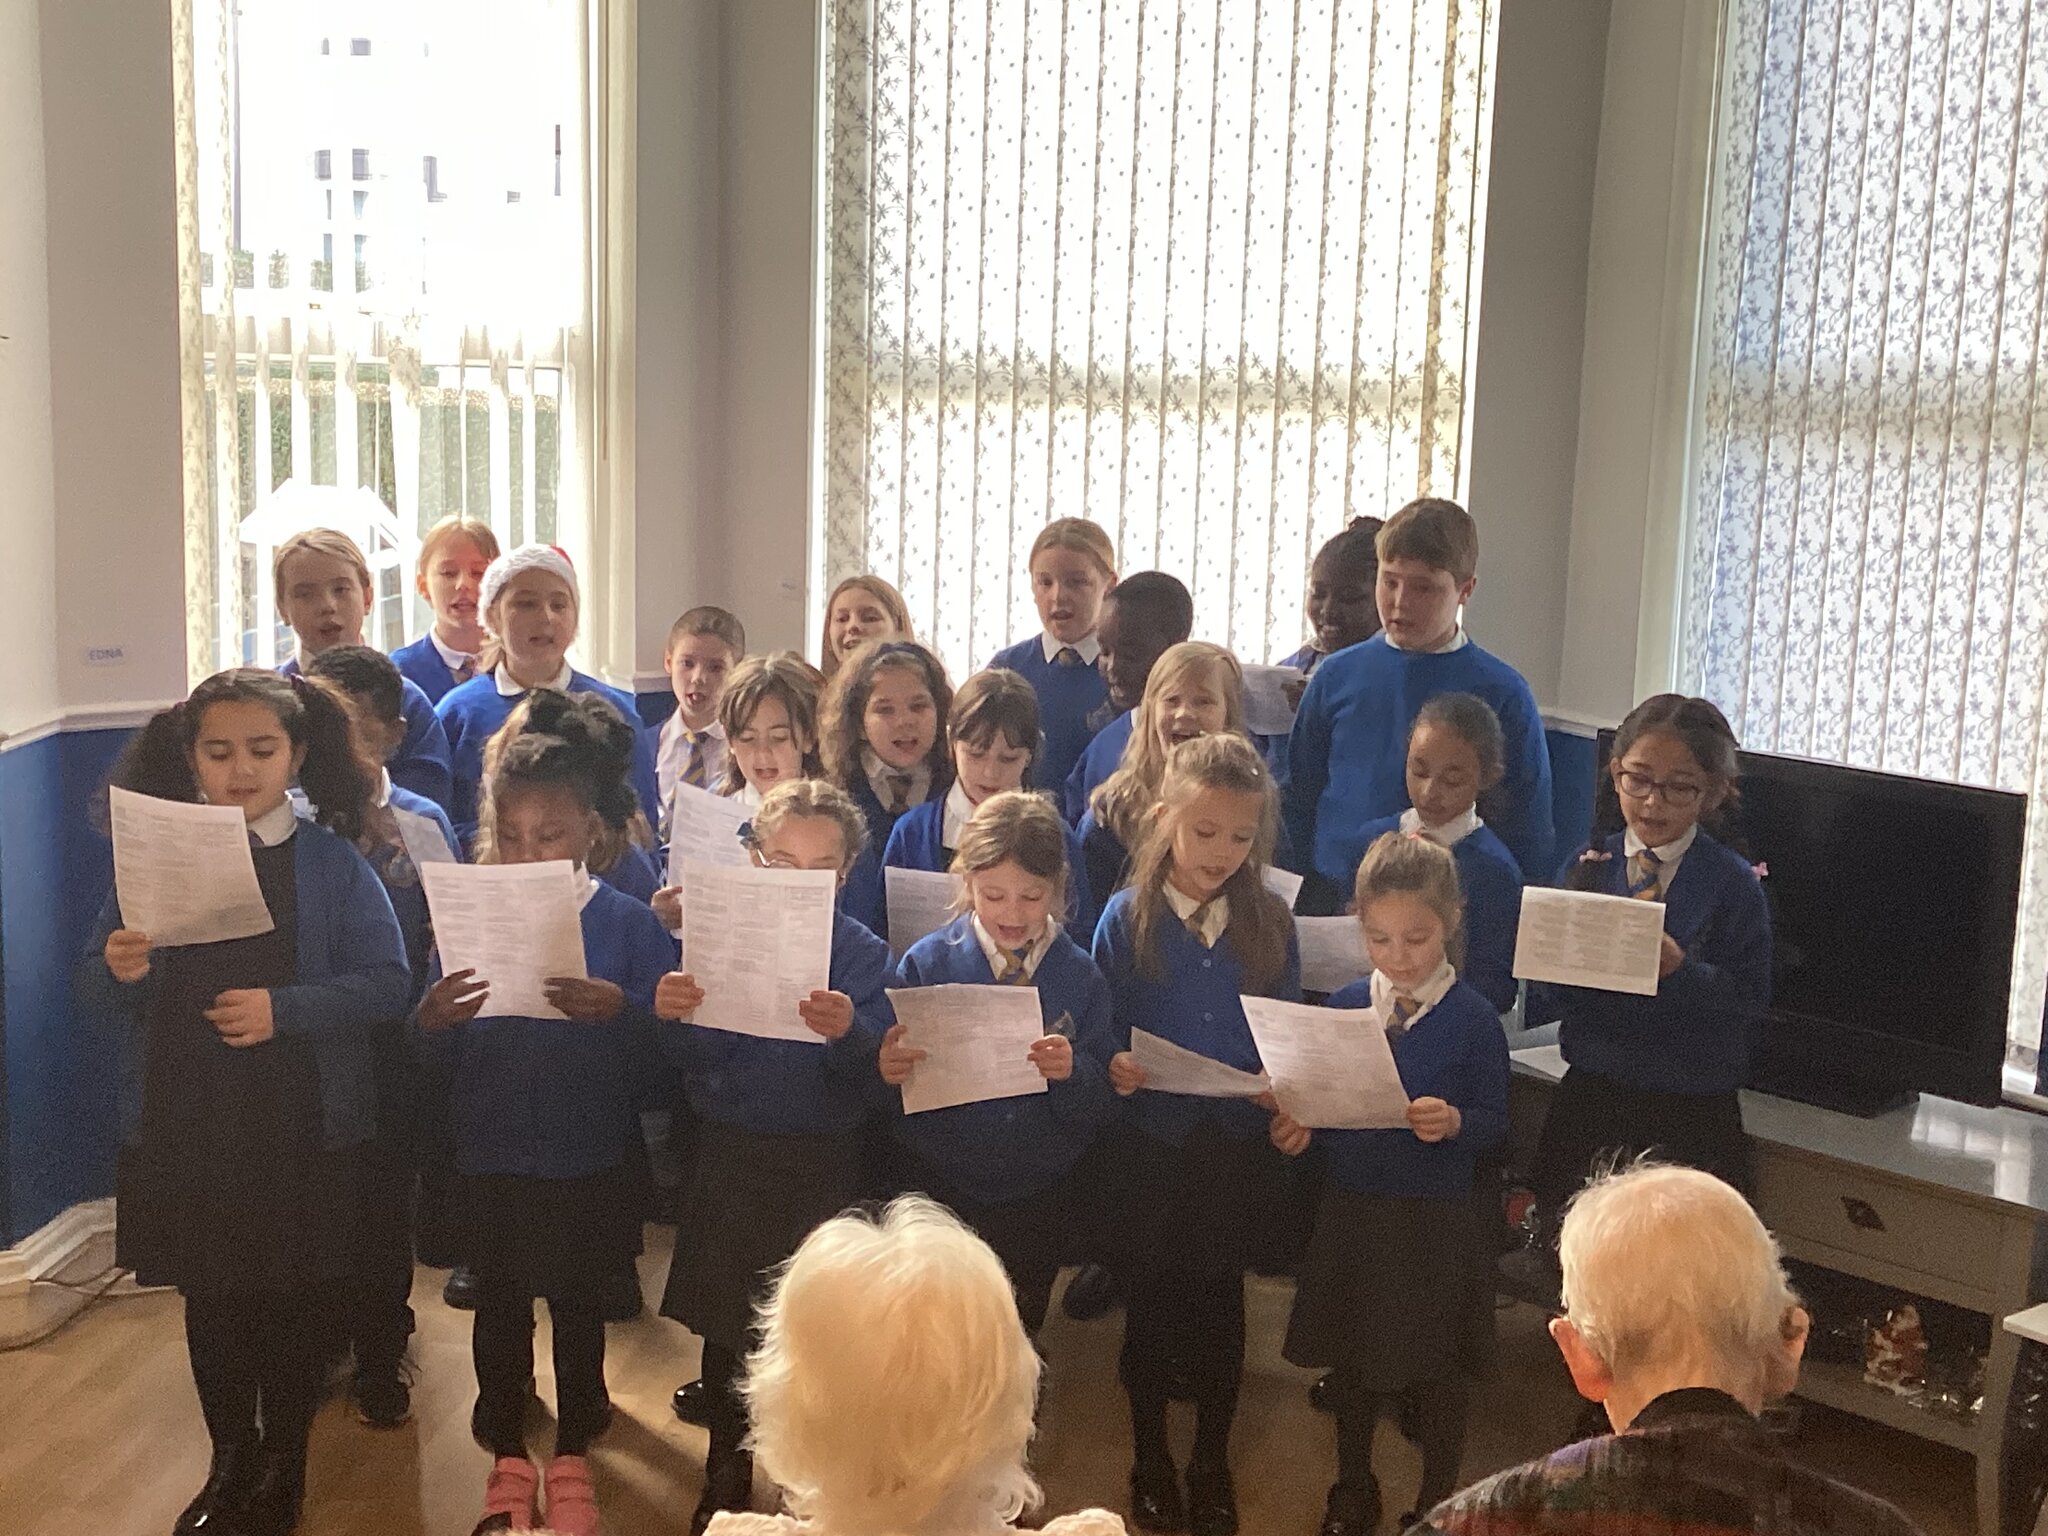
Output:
top-left (600, 841), bottom-right (662, 904)
top-left (280, 658), bottom-right (453, 808)
top-left (1091, 886), bottom-right (1303, 1145)
top-left (662, 909), bottom-right (896, 1136)
top-left (374, 787), bottom-right (462, 1004)
top-left (989, 636), bottom-right (1113, 796)
top-left (1063, 708), bottom-right (1134, 825)
top-left (890, 917), bottom-right (1118, 1205)
top-left (842, 772), bottom-right (944, 938)
top-left (434, 669), bottom-right (661, 843)
top-left (1319, 976), bottom-right (1509, 1198)
top-left (414, 881), bottom-right (678, 1179)
top-left (1349, 813), bottom-right (1524, 1014)
top-left (390, 634), bottom-right (470, 706)
top-left (1283, 636), bottom-right (1555, 884)
top-left (1540, 830), bottom-right (1772, 1096)
top-left (78, 816), bottom-right (412, 1151)
top-left (881, 799), bottom-right (1099, 946)
top-left (1076, 811), bottom-right (1131, 914)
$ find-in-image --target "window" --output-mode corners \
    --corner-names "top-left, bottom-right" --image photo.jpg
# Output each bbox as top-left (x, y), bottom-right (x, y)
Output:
top-left (313, 148), bottom-right (331, 180)
top-left (816, 0), bottom-right (1499, 680)
top-left (1681, 0), bottom-right (2048, 1075)
top-left (173, 0), bottom-right (599, 678)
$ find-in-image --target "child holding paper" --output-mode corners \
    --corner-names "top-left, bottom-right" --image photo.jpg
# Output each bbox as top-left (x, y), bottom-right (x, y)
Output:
top-left (881, 669), bottom-right (1096, 947)
top-left (650, 779), bottom-right (895, 1535)
top-left (481, 689), bottom-right (662, 902)
top-left (413, 713), bottom-right (676, 1536)
top-left (81, 668), bottom-right (410, 1536)
top-left (1529, 694), bottom-right (1771, 1223)
top-left (1268, 832), bottom-right (1508, 1536)
top-left (879, 790), bottom-right (1117, 1332)
top-left (1094, 733), bottom-right (1300, 1536)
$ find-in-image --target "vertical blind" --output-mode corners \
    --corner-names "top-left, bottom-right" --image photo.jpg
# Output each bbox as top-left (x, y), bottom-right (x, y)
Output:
top-left (817, 0), bottom-right (1499, 680)
top-left (1682, 0), bottom-right (2048, 1065)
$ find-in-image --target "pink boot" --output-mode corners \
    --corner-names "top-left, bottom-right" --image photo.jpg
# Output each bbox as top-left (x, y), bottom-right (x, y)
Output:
top-left (471, 1455), bottom-right (541, 1534)
top-left (544, 1453), bottom-right (602, 1536)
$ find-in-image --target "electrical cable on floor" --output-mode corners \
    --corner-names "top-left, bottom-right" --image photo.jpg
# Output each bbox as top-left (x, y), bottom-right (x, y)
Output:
top-left (1, 1265), bottom-right (172, 1354)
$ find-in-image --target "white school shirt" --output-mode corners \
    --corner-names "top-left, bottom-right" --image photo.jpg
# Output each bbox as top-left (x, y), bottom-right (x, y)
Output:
top-left (1399, 805), bottom-right (1482, 849)
top-left (863, 749), bottom-right (931, 813)
top-left (940, 780), bottom-right (979, 851)
top-left (1622, 823), bottom-right (1699, 897)
top-left (1384, 624), bottom-right (1470, 655)
top-left (1369, 959), bottom-right (1456, 1033)
top-left (248, 798), bottom-right (301, 847)
top-left (1164, 883), bottom-right (1230, 949)
top-left (972, 913), bottom-right (1060, 982)
top-left (657, 714), bottom-right (730, 805)
top-left (494, 660), bottom-right (574, 696)
top-left (1041, 631), bottom-right (1103, 665)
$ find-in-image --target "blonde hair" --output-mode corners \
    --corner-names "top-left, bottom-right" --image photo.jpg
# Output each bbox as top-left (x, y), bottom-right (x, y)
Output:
top-left (750, 777), bottom-right (869, 874)
top-left (273, 528), bottom-right (371, 604)
top-left (742, 1197), bottom-right (1043, 1532)
top-left (820, 575), bottom-right (913, 679)
top-left (415, 515), bottom-right (501, 575)
top-left (951, 790), bottom-right (1072, 919)
top-left (1353, 830), bottom-right (1466, 970)
top-left (1090, 641), bottom-right (1245, 849)
top-left (1029, 517), bottom-right (1117, 581)
top-left (717, 652), bottom-right (826, 795)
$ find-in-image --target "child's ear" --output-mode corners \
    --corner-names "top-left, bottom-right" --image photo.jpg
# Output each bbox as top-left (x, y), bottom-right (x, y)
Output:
top-left (1455, 573), bottom-right (1478, 606)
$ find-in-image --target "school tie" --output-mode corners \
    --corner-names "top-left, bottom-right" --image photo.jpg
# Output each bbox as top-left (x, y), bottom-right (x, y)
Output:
top-left (887, 773), bottom-right (916, 815)
top-left (1628, 848), bottom-right (1664, 900)
top-left (1386, 993), bottom-right (1423, 1041)
top-left (1183, 900), bottom-right (1215, 947)
top-left (1055, 646), bottom-right (1084, 668)
top-left (451, 655), bottom-right (478, 684)
top-left (997, 947), bottom-right (1035, 986)
top-left (679, 729), bottom-right (712, 792)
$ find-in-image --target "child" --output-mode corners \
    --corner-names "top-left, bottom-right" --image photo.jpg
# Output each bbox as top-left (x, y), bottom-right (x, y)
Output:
top-left (435, 544), bottom-right (659, 843)
top-left (879, 791), bottom-right (1117, 1334)
top-left (1340, 694), bottom-right (1523, 1012)
top-left (882, 669), bottom-right (1096, 944)
top-left (304, 645), bottom-right (463, 1428)
top-left (390, 516), bottom-right (502, 703)
top-left (819, 573), bottom-right (913, 679)
top-left (820, 639), bottom-right (954, 936)
top-left (1283, 516), bottom-right (1385, 674)
top-left (1529, 694), bottom-right (1772, 1226)
top-left (1063, 571), bottom-right (1195, 824)
top-left (651, 780), bottom-right (895, 1535)
top-left (413, 703), bottom-right (678, 1536)
top-left (988, 518), bottom-right (1119, 794)
top-left (79, 669), bottom-right (410, 1536)
top-left (274, 528), bottom-right (454, 807)
top-left (1283, 499), bottom-right (1555, 886)
top-left (658, 606), bottom-right (747, 829)
top-left (1272, 832), bottom-right (1509, 1535)
top-left (1080, 641), bottom-right (1244, 905)
top-left (1094, 733), bottom-right (1301, 1536)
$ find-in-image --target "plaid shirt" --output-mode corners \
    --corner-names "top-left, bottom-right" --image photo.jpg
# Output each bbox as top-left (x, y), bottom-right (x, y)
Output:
top-left (1410, 1388), bottom-right (1925, 1536)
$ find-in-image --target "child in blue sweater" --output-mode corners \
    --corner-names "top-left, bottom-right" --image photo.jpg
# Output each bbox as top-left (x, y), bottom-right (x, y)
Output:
top-left (1063, 571), bottom-right (1194, 824)
top-left (881, 791), bottom-right (1117, 1332)
top-left (1258, 517), bottom-right (1384, 776)
top-left (414, 709), bottom-right (677, 1536)
top-left (821, 639), bottom-right (954, 935)
top-left (390, 516), bottom-right (500, 704)
top-left (988, 517), bottom-right (1119, 794)
top-left (882, 668), bottom-right (1096, 946)
top-left (84, 669), bottom-right (410, 1536)
top-left (1269, 832), bottom-right (1509, 1536)
top-left (1096, 733), bottom-right (1302, 1536)
top-left (1340, 694), bottom-right (1523, 1013)
top-left (1284, 499), bottom-right (1554, 887)
top-left (1530, 694), bottom-right (1772, 1229)
top-left (651, 779), bottom-right (895, 1535)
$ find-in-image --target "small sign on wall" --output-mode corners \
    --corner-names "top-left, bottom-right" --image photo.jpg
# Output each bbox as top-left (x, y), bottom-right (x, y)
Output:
top-left (83, 646), bottom-right (127, 667)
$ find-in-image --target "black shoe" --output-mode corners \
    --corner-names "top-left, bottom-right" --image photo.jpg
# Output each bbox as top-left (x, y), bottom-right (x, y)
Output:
top-left (443, 1266), bottom-right (480, 1311)
top-left (173, 1442), bottom-right (259, 1536)
top-left (1316, 1484), bottom-right (1381, 1536)
top-left (234, 1448), bottom-right (305, 1536)
top-left (689, 1451), bottom-right (754, 1536)
top-left (1061, 1262), bottom-right (1124, 1321)
top-left (1396, 1514), bottom-right (1424, 1533)
top-left (1185, 1456), bottom-right (1238, 1536)
top-left (1128, 1455), bottom-right (1186, 1534)
top-left (673, 1378), bottom-right (708, 1425)
top-left (354, 1358), bottom-right (414, 1428)
top-left (1309, 1371), bottom-right (1335, 1415)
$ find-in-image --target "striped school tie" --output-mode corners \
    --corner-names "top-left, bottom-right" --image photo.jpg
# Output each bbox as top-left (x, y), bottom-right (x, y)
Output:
top-left (1386, 993), bottom-right (1423, 1041)
top-left (679, 729), bottom-right (712, 792)
top-left (1628, 848), bottom-right (1664, 900)
top-left (997, 948), bottom-right (1035, 986)
top-left (451, 655), bottom-right (478, 684)
top-left (1183, 900), bottom-right (1215, 946)
top-left (1055, 646), bottom-right (1084, 667)
top-left (886, 773), bottom-right (916, 814)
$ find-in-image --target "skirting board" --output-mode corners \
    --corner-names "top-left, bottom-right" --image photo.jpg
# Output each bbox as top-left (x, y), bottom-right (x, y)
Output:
top-left (0, 1197), bottom-right (116, 1299)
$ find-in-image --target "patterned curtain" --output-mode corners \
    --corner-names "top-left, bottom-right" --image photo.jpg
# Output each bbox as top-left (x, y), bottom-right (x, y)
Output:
top-left (1682, 0), bottom-right (2048, 1067)
top-left (818, 0), bottom-right (1499, 679)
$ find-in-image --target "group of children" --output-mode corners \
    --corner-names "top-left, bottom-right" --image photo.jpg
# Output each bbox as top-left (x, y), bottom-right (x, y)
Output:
top-left (83, 501), bottom-right (1773, 1536)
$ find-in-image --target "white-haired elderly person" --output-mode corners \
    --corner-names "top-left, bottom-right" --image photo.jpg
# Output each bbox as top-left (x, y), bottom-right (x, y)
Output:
top-left (1409, 1164), bottom-right (1925, 1536)
top-left (702, 1196), bottom-right (1125, 1536)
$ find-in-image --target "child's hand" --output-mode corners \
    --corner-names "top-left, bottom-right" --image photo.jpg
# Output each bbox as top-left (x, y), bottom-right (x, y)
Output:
top-left (799, 989), bottom-right (855, 1041)
top-left (651, 885), bottom-right (684, 931)
top-left (419, 969), bottom-right (489, 1031)
top-left (1029, 1035), bottom-right (1074, 1082)
top-left (105, 928), bottom-right (154, 984)
top-left (1658, 934), bottom-right (1686, 978)
top-left (654, 971), bottom-right (705, 1022)
top-left (1269, 1108), bottom-right (1312, 1156)
top-left (1108, 1050), bottom-right (1146, 1096)
top-left (878, 1023), bottom-right (927, 1085)
top-left (206, 989), bottom-right (276, 1047)
top-left (1407, 1096), bottom-right (1461, 1143)
top-left (1282, 676), bottom-right (1309, 709)
top-left (546, 976), bottom-right (625, 1023)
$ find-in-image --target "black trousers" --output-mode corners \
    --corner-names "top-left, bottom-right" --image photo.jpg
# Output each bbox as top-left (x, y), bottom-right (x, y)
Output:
top-left (184, 1284), bottom-right (350, 1479)
top-left (471, 1278), bottom-right (609, 1458)
top-left (351, 1124), bottom-right (417, 1367)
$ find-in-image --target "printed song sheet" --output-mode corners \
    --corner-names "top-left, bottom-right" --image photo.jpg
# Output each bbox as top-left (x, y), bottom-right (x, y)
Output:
top-left (1263, 865), bottom-right (1305, 909)
top-left (109, 786), bottom-right (274, 947)
top-left (885, 867), bottom-right (964, 958)
top-left (886, 984), bottom-right (1048, 1114)
top-left (1130, 1027), bottom-right (1270, 1098)
top-left (666, 784), bottom-right (754, 887)
top-left (419, 860), bottom-right (588, 1020)
top-left (1239, 664), bottom-right (1307, 736)
top-left (1512, 886), bottom-right (1665, 996)
top-left (394, 806), bottom-right (457, 867)
top-left (682, 864), bottom-right (836, 1043)
top-left (1296, 915), bottom-right (1372, 994)
top-left (1243, 997), bottom-right (1410, 1130)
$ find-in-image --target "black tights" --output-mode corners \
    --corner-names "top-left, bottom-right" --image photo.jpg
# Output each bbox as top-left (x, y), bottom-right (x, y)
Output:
top-left (471, 1276), bottom-right (610, 1458)
top-left (184, 1285), bottom-right (348, 1481)
top-left (1331, 1376), bottom-right (1470, 1516)
top-left (701, 1342), bottom-right (750, 1470)
top-left (1122, 1266), bottom-right (1246, 1469)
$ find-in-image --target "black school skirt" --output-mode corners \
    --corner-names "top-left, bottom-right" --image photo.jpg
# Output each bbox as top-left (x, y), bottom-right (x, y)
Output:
top-left (1531, 1066), bottom-right (1752, 1215)
top-left (1118, 1120), bottom-right (1290, 1283)
top-left (460, 1161), bottom-right (644, 1303)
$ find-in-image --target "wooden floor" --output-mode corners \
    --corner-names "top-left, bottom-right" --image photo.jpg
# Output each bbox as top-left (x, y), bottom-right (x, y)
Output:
top-left (4, 1226), bottom-right (1978, 1536)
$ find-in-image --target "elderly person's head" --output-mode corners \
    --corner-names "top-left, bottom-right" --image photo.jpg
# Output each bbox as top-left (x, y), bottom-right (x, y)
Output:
top-left (1550, 1164), bottom-right (1809, 1431)
top-left (742, 1196), bottom-right (1043, 1532)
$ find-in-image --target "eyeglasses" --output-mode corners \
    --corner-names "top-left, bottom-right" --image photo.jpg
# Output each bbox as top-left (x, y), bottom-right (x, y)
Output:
top-left (1615, 769), bottom-right (1705, 809)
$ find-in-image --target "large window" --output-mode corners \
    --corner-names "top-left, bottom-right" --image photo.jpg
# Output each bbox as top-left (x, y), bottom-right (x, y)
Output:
top-left (1682, 0), bottom-right (2048, 1072)
top-left (816, 0), bottom-right (1499, 681)
top-left (173, 0), bottom-right (596, 680)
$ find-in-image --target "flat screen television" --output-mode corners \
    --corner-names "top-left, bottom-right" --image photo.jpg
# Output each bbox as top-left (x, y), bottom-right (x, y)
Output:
top-left (1593, 735), bottom-right (2026, 1112)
